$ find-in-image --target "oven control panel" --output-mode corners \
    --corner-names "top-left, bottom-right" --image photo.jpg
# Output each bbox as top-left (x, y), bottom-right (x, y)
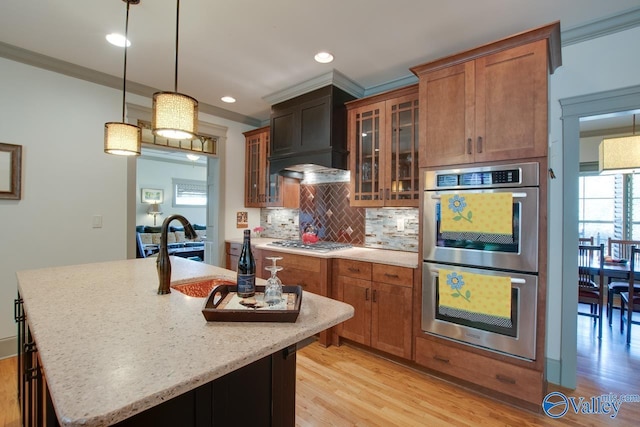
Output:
top-left (436, 169), bottom-right (520, 188)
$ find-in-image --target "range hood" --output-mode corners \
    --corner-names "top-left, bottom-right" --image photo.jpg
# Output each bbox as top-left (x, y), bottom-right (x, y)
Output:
top-left (268, 85), bottom-right (356, 177)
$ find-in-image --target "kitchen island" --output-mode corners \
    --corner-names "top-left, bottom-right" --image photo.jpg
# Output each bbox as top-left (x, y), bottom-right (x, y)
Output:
top-left (16, 257), bottom-right (354, 426)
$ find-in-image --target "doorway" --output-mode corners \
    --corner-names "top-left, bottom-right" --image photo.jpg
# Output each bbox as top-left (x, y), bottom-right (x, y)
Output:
top-left (125, 103), bottom-right (228, 266)
top-left (559, 84), bottom-right (640, 387)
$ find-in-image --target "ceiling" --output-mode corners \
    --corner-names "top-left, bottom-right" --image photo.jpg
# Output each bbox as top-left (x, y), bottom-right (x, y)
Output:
top-left (1, 0), bottom-right (639, 126)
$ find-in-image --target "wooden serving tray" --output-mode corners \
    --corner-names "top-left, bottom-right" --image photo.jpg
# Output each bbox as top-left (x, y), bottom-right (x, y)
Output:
top-left (201, 285), bottom-right (302, 322)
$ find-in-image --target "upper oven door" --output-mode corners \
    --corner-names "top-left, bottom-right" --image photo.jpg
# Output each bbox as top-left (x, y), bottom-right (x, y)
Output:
top-left (423, 186), bottom-right (538, 273)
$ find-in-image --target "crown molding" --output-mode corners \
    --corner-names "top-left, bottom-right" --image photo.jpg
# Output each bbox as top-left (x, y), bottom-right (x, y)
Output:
top-left (262, 69), bottom-right (365, 105)
top-left (363, 74), bottom-right (419, 97)
top-left (561, 6), bottom-right (640, 46)
top-left (0, 41), bottom-right (261, 127)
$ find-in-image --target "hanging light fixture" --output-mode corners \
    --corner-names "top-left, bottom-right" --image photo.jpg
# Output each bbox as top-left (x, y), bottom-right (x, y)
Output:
top-left (152, 0), bottom-right (198, 140)
top-left (599, 114), bottom-right (640, 174)
top-left (104, 0), bottom-right (142, 156)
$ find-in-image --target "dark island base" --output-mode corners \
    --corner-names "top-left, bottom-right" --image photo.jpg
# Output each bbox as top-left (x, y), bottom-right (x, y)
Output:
top-left (41, 345), bottom-right (297, 427)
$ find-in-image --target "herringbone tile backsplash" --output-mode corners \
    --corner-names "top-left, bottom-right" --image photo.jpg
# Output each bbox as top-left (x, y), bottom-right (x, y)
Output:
top-left (258, 171), bottom-right (419, 252)
top-left (300, 182), bottom-right (365, 244)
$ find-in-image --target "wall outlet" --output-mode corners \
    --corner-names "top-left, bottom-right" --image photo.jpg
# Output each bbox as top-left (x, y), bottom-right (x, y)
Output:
top-left (267, 214), bottom-right (272, 224)
top-left (396, 218), bottom-right (405, 231)
top-left (92, 215), bottom-right (103, 229)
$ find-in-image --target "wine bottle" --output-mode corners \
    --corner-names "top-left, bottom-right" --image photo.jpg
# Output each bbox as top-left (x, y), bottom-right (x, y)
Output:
top-left (236, 230), bottom-right (256, 298)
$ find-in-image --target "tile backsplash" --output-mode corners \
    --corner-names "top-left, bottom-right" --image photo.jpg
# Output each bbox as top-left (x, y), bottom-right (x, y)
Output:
top-left (259, 171), bottom-right (418, 253)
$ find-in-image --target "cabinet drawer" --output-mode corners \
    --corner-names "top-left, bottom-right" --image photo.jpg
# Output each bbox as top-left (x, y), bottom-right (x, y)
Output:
top-left (372, 264), bottom-right (413, 288)
top-left (278, 268), bottom-right (321, 295)
top-left (266, 251), bottom-right (322, 273)
top-left (334, 259), bottom-right (372, 280)
top-left (228, 243), bottom-right (241, 256)
top-left (415, 337), bottom-right (543, 404)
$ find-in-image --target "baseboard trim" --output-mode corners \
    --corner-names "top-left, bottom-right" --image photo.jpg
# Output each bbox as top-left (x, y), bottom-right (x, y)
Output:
top-left (0, 336), bottom-right (17, 360)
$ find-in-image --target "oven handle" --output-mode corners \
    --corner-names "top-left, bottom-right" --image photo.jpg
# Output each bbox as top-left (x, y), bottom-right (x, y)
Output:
top-left (429, 270), bottom-right (525, 284)
top-left (430, 192), bottom-right (527, 199)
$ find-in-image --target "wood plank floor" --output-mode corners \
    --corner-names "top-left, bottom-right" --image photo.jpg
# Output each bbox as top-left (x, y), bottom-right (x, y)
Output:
top-left (2, 309), bottom-right (639, 426)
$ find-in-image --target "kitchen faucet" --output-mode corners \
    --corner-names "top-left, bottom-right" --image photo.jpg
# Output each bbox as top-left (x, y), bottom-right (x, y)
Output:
top-left (157, 214), bottom-right (198, 295)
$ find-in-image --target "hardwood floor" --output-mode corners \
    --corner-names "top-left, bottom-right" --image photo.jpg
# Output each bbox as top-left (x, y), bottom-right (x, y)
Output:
top-left (2, 310), bottom-right (639, 426)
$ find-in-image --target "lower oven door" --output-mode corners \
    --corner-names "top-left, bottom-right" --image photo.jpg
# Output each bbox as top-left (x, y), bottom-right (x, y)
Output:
top-left (422, 262), bottom-right (537, 360)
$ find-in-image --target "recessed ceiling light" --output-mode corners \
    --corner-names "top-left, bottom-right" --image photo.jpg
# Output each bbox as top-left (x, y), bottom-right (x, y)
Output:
top-left (221, 96), bottom-right (236, 103)
top-left (106, 33), bottom-right (130, 47)
top-left (314, 51), bottom-right (334, 64)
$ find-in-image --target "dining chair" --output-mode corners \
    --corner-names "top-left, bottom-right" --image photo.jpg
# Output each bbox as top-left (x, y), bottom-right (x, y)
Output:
top-left (606, 238), bottom-right (640, 322)
top-left (607, 238), bottom-right (640, 260)
top-left (579, 236), bottom-right (594, 245)
top-left (578, 244), bottom-right (605, 338)
top-left (620, 246), bottom-right (640, 345)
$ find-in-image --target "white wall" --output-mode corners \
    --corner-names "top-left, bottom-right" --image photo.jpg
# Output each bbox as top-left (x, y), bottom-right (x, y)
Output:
top-left (0, 57), bottom-right (259, 352)
top-left (547, 26), bottom-right (640, 364)
top-left (0, 57), bottom-right (128, 341)
top-left (136, 158), bottom-right (207, 227)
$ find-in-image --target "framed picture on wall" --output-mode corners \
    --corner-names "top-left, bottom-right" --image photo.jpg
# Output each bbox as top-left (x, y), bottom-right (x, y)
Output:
top-left (0, 142), bottom-right (22, 200)
top-left (141, 188), bottom-right (163, 204)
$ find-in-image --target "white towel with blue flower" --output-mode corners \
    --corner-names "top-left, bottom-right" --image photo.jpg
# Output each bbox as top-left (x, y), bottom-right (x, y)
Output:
top-left (440, 193), bottom-right (513, 235)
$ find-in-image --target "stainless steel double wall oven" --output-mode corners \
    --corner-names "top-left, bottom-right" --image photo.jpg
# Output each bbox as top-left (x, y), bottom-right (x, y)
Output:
top-left (422, 162), bottom-right (539, 360)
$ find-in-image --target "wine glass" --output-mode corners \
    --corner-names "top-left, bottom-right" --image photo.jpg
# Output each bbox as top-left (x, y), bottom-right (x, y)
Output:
top-left (264, 256), bottom-right (283, 306)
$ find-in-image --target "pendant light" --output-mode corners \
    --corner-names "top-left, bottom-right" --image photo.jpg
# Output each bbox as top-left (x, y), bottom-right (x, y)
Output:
top-left (599, 114), bottom-right (640, 174)
top-left (152, 0), bottom-right (198, 140)
top-left (104, 0), bottom-right (142, 156)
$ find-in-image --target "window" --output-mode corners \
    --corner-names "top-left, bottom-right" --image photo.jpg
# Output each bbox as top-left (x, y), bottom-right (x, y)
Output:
top-left (173, 179), bottom-right (207, 207)
top-left (578, 170), bottom-right (636, 252)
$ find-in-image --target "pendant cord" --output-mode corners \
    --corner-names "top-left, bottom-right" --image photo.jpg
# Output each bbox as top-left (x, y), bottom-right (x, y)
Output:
top-left (174, 0), bottom-right (180, 92)
top-left (121, 0), bottom-right (131, 123)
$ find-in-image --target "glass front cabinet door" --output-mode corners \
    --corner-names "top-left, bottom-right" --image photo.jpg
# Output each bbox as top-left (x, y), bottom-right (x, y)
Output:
top-left (348, 85), bottom-right (419, 207)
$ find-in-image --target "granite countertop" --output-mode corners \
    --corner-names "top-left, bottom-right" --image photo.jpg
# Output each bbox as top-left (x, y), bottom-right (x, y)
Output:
top-left (228, 237), bottom-right (419, 269)
top-left (17, 257), bottom-right (353, 427)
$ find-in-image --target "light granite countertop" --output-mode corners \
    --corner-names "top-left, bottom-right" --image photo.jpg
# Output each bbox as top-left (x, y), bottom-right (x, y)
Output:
top-left (228, 237), bottom-right (419, 269)
top-left (16, 257), bottom-right (354, 427)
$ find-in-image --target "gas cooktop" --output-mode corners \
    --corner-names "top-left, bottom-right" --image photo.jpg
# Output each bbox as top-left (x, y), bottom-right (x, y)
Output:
top-left (267, 240), bottom-right (352, 253)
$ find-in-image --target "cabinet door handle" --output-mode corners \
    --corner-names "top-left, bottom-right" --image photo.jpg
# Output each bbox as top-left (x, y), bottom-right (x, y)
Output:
top-left (495, 374), bottom-right (516, 384)
top-left (347, 267), bottom-right (360, 273)
top-left (467, 138), bottom-right (472, 154)
top-left (379, 189), bottom-right (383, 200)
top-left (365, 288), bottom-right (370, 301)
top-left (477, 136), bottom-right (483, 153)
top-left (433, 355), bottom-right (450, 364)
top-left (14, 298), bottom-right (25, 322)
top-left (386, 188), bottom-right (390, 199)
top-left (372, 289), bottom-right (377, 303)
top-left (384, 273), bottom-right (399, 279)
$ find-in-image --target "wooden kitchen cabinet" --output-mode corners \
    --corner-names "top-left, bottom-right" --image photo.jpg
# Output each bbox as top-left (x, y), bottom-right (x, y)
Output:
top-left (225, 241), bottom-right (261, 274)
top-left (260, 250), bottom-right (331, 346)
top-left (347, 85), bottom-right (419, 207)
top-left (411, 22), bottom-right (561, 168)
top-left (415, 336), bottom-right (545, 407)
top-left (243, 126), bottom-right (299, 208)
top-left (334, 259), bottom-right (413, 359)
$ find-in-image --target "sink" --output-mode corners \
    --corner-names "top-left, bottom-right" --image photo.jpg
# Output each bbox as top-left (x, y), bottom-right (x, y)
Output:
top-left (171, 278), bottom-right (236, 298)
